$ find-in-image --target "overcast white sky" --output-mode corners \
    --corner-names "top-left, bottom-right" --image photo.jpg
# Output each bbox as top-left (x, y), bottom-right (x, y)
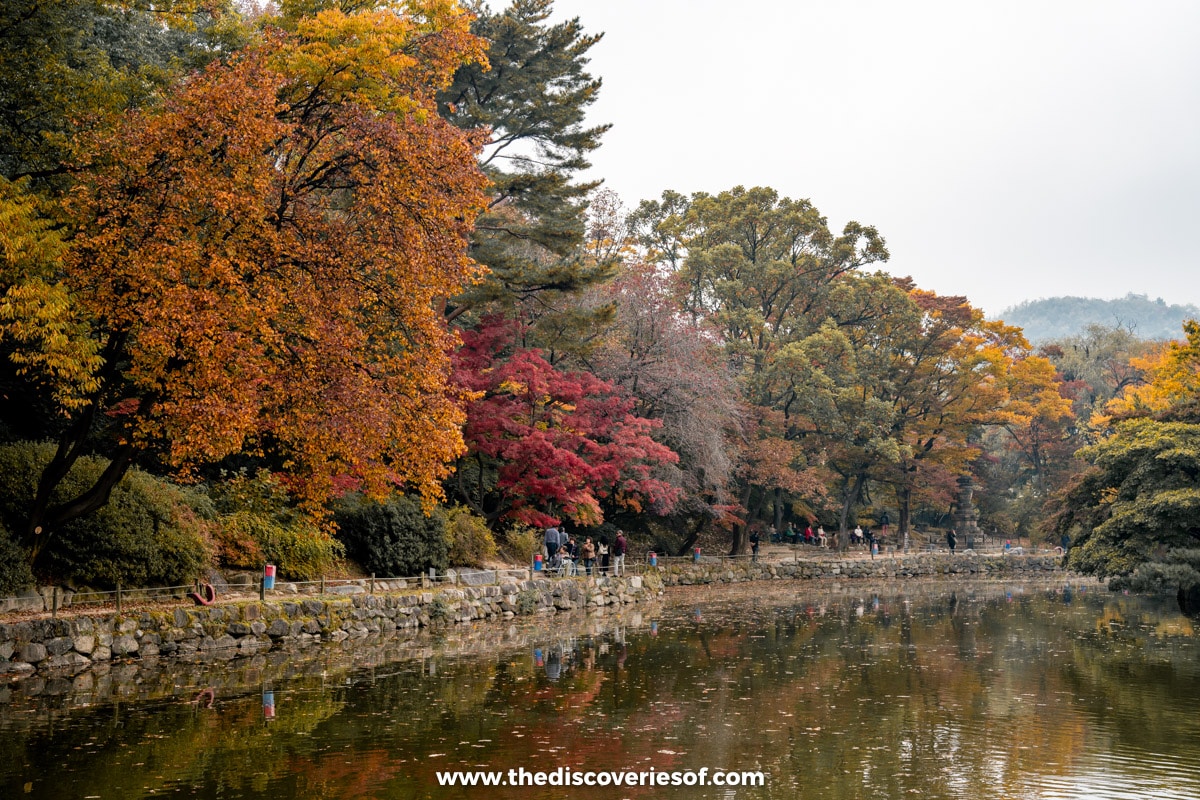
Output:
top-left (546, 0), bottom-right (1200, 317)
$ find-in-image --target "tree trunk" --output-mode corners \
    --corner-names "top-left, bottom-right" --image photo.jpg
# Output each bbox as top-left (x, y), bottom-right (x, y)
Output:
top-left (729, 484), bottom-right (754, 556)
top-left (23, 371), bottom-right (148, 563)
top-left (752, 488), bottom-right (768, 523)
top-left (837, 473), bottom-right (866, 552)
top-left (22, 334), bottom-right (140, 560)
top-left (23, 403), bottom-right (98, 546)
top-left (773, 487), bottom-right (784, 534)
top-left (675, 514), bottom-right (708, 557)
top-left (25, 441), bottom-right (137, 562)
top-left (898, 485), bottom-right (912, 547)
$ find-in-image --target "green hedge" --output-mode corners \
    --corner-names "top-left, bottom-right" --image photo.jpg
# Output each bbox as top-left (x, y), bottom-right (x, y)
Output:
top-left (0, 524), bottom-right (33, 596)
top-left (0, 442), bottom-right (213, 588)
top-left (334, 493), bottom-right (448, 578)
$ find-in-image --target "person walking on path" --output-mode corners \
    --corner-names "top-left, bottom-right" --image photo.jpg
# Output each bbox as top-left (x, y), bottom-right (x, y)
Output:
top-left (581, 537), bottom-right (596, 576)
top-left (613, 530), bottom-right (627, 576)
top-left (947, 529), bottom-right (957, 554)
top-left (750, 529), bottom-right (761, 562)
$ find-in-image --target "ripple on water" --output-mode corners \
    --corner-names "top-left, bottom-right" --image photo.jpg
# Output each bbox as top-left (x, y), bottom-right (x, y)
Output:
top-left (1031, 750), bottom-right (1200, 800)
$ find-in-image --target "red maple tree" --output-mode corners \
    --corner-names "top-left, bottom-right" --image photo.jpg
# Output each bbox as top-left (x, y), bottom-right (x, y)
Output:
top-left (452, 316), bottom-right (680, 528)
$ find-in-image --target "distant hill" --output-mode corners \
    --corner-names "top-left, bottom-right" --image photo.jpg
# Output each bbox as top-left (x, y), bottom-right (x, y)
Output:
top-left (996, 294), bottom-right (1200, 343)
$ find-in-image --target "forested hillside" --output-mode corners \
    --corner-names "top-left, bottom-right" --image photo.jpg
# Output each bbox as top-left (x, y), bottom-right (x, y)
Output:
top-left (999, 294), bottom-right (1200, 342)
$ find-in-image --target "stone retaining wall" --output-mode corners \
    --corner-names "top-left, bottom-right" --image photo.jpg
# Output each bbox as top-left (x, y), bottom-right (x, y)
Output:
top-left (1, 573), bottom-right (660, 680)
top-left (659, 552), bottom-right (1065, 585)
top-left (1, 553), bottom-right (1067, 681)
top-left (0, 604), bottom-right (659, 717)
top-left (1, 568), bottom-right (530, 614)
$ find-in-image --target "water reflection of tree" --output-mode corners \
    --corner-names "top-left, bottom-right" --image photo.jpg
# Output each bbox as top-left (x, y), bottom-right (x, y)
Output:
top-left (0, 683), bottom-right (346, 798)
top-left (3, 587), bottom-right (1198, 799)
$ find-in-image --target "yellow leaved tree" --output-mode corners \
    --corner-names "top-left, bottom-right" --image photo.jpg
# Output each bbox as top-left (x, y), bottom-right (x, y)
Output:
top-left (0, 1), bottom-right (490, 560)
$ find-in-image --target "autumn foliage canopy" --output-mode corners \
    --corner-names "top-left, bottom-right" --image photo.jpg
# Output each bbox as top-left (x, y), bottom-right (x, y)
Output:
top-left (3, 1), bottom-right (490, 541)
top-left (452, 316), bottom-right (679, 528)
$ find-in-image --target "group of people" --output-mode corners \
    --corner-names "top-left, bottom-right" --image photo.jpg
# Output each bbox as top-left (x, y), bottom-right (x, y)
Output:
top-left (750, 522), bottom-right (898, 556)
top-left (768, 523), bottom-right (829, 547)
top-left (749, 522), bottom-right (829, 561)
top-left (543, 527), bottom-right (627, 577)
top-left (851, 525), bottom-right (877, 547)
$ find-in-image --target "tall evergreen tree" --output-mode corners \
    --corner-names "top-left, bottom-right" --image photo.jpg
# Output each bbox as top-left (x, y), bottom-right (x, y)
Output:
top-left (438, 0), bottom-right (615, 343)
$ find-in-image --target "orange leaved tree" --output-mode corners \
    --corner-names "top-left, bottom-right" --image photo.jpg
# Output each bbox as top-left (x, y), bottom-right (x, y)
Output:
top-left (12, 3), bottom-right (488, 558)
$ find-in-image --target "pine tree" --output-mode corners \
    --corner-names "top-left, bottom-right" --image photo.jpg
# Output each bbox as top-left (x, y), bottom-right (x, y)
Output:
top-left (439, 0), bottom-right (616, 341)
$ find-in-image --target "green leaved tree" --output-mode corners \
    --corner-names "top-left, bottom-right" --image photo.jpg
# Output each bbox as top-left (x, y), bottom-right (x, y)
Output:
top-left (1053, 418), bottom-right (1200, 611)
top-left (1052, 320), bottom-right (1200, 612)
top-left (630, 186), bottom-right (890, 553)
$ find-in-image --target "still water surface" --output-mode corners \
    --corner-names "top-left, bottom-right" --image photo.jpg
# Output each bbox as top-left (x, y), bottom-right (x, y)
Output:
top-left (2, 581), bottom-right (1199, 799)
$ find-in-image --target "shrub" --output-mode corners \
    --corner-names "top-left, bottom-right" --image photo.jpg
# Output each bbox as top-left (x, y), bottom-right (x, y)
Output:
top-left (0, 525), bottom-right (34, 596)
top-left (334, 493), bottom-right (448, 578)
top-left (209, 470), bottom-right (342, 580)
top-left (444, 505), bottom-right (497, 567)
top-left (515, 588), bottom-right (538, 615)
top-left (0, 440), bottom-right (52, 533)
top-left (210, 513), bottom-right (265, 570)
top-left (217, 511), bottom-right (342, 581)
top-left (46, 467), bottom-right (214, 588)
top-left (501, 522), bottom-right (541, 564)
top-left (427, 594), bottom-right (453, 624)
top-left (0, 441), bottom-right (214, 588)
top-left (649, 528), bottom-right (683, 559)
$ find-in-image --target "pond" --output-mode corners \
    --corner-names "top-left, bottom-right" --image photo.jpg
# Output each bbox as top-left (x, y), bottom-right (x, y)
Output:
top-left (2, 580), bottom-right (1198, 799)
